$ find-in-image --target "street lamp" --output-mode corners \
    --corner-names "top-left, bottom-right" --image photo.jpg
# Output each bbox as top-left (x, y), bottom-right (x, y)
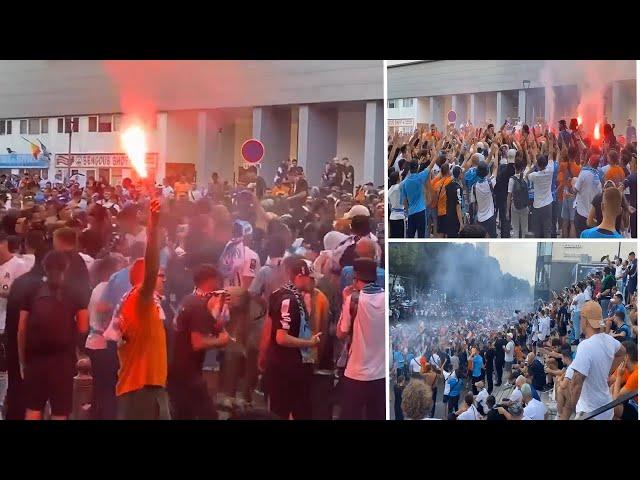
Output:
top-left (522, 80), bottom-right (531, 125)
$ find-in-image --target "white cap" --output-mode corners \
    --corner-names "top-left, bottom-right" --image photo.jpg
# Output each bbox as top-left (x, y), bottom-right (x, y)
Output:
top-left (344, 204), bottom-right (371, 218)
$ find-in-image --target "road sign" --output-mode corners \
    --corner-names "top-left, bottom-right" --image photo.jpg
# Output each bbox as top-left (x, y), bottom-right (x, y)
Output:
top-left (447, 110), bottom-right (457, 123)
top-left (241, 139), bottom-right (265, 164)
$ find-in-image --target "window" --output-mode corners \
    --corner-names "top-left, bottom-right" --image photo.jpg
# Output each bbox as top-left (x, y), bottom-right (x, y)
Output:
top-left (113, 114), bottom-right (121, 131)
top-left (28, 118), bottom-right (40, 135)
top-left (0, 120), bottom-right (5, 135)
top-left (388, 99), bottom-right (397, 109)
top-left (88, 116), bottom-right (97, 132)
top-left (20, 120), bottom-right (27, 134)
top-left (402, 98), bottom-right (415, 108)
top-left (58, 118), bottom-right (64, 133)
top-left (5, 120), bottom-right (11, 135)
top-left (41, 118), bottom-right (48, 134)
top-left (66, 117), bottom-right (79, 133)
top-left (98, 114), bottom-right (112, 132)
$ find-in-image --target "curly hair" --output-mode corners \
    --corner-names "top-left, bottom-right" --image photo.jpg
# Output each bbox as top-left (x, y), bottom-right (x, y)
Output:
top-left (401, 379), bottom-right (433, 420)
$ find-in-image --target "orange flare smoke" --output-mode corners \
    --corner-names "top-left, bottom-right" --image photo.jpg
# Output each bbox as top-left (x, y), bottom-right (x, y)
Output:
top-left (121, 126), bottom-right (148, 178)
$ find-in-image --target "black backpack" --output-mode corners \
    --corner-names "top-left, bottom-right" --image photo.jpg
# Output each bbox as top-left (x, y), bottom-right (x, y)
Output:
top-left (511, 174), bottom-right (529, 210)
top-left (26, 283), bottom-right (76, 358)
top-left (339, 235), bottom-right (361, 268)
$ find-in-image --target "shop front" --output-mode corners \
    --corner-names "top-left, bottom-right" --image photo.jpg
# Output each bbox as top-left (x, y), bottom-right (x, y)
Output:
top-left (54, 152), bottom-right (158, 186)
top-left (0, 153), bottom-right (50, 179)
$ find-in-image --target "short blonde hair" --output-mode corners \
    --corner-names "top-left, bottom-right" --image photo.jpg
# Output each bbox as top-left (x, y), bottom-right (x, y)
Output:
top-left (401, 380), bottom-right (433, 420)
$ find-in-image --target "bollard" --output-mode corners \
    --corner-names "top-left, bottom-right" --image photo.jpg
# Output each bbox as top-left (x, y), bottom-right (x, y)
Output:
top-left (72, 357), bottom-right (93, 420)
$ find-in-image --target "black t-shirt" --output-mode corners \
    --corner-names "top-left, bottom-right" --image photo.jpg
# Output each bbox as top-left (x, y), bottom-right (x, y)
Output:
top-left (486, 407), bottom-right (507, 420)
top-left (266, 287), bottom-right (305, 372)
top-left (343, 166), bottom-right (355, 186)
top-left (445, 180), bottom-right (463, 221)
top-left (591, 192), bottom-right (623, 233)
top-left (494, 339), bottom-right (506, 362)
top-left (255, 176), bottom-right (267, 200)
top-left (495, 163), bottom-right (515, 199)
top-left (170, 294), bottom-right (220, 381)
top-left (484, 347), bottom-right (495, 370)
top-left (20, 281), bottom-right (84, 361)
top-left (64, 251), bottom-right (91, 309)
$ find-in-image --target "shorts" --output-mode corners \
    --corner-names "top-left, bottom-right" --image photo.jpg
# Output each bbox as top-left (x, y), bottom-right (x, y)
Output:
top-left (437, 215), bottom-right (448, 234)
top-left (23, 355), bottom-right (75, 417)
top-left (118, 386), bottom-right (171, 420)
top-left (561, 198), bottom-right (576, 221)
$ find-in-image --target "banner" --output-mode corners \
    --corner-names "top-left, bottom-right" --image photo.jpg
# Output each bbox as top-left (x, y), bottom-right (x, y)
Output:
top-left (54, 152), bottom-right (158, 169)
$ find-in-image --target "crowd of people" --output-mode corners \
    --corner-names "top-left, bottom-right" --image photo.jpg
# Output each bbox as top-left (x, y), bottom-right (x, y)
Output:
top-left (0, 155), bottom-right (386, 420)
top-left (391, 251), bottom-right (638, 420)
top-left (388, 119), bottom-right (637, 239)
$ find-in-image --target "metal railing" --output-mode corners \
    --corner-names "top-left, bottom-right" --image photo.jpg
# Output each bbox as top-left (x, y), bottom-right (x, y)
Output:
top-left (581, 390), bottom-right (637, 420)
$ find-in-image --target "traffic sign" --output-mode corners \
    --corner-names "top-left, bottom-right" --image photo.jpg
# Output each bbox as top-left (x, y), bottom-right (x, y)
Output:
top-left (241, 139), bottom-right (265, 164)
top-left (447, 110), bottom-right (457, 123)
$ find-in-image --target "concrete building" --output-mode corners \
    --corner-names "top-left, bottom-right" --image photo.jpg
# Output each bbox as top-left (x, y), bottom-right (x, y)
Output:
top-left (388, 60), bottom-right (636, 135)
top-left (0, 61), bottom-right (384, 187)
top-left (534, 242), bottom-right (634, 301)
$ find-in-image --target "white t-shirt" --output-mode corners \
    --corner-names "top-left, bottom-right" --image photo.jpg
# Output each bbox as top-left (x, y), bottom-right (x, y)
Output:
top-left (0, 256), bottom-right (31, 331)
top-left (528, 160), bottom-right (554, 208)
top-left (409, 356), bottom-right (422, 373)
top-left (565, 333), bottom-right (621, 420)
top-left (615, 265), bottom-right (624, 280)
top-left (574, 291), bottom-right (590, 311)
top-left (223, 244), bottom-right (260, 288)
top-left (574, 168), bottom-right (602, 218)
top-left (85, 281), bottom-right (109, 350)
top-left (18, 254), bottom-right (35, 271)
top-left (457, 404), bottom-right (479, 420)
top-left (443, 370), bottom-right (453, 395)
top-left (470, 177), bottom-right (496, 223)
top-left (340, 290), bottom-right (386, 382)
top-left (429, 352), bottom-right (441, 369)
top-left (539, 316), bottom-right (551, 338)
top-left (388, 183), bottom-right (405, 220)
top-left (475, 388), bottom-right (489, 413)
top-left (504, 340), bottom-right (515, 362)
top-left (523, 398), bottom-right (546, 420)
top-left (509, 387), bottom-right (523, 404)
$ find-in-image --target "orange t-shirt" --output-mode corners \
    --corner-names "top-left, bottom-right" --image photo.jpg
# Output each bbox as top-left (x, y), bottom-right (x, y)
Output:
top-left (556, 161), bottom-right (581, 201)
top-left (430, 175), bottom-right (452, 215)
top-left (623, 366), bottom-right (638, 400)
top-left (116, 288), bottom-right (167, 396)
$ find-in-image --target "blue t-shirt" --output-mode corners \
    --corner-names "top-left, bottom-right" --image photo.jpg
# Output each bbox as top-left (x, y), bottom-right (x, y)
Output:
top-left (447, 376), bottom-right (463, 397)
top-left (101, 266), bottom-right (132, 317)
top-left (400, 168), bottom-right (430, 216)
top-left (472, 354), bottom-right (483, 377)
top-left (393, 351), bottom-right (405, 369)
top-left (615, 323), bottom-right (632, 341)
top-left (464, 167), bottom-right (479, 191)
top-left (340, 265), bottom-right (385, 292)
top-left (580, 227), bottom-right (623, 239)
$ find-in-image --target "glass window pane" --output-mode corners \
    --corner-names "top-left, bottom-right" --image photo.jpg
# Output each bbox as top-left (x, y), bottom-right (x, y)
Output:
top-left (113, 114), bottom-right (121, 131)
top-left (20, 120), bottom-right (27, 134)
top-left (88, 116), bottom-right (97, 132)
top-left (58, 118), bottom-right (64, 133)
top-left (98, 114), bottom-right (112, 132)
top-left (6, 120), bottom-right (11, 135)
top-left (28, 118), bottom-right (40, 134)
top-left (0, 120), bottom-right (5, 135)
top-left (41, 119), bottom-right (48, 133)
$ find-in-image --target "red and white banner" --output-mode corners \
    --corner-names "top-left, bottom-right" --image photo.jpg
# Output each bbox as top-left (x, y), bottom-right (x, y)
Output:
top-left (55, 152), bottom-right (158, 169)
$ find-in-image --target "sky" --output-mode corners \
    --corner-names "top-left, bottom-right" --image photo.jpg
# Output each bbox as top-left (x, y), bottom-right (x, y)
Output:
top-left (487, 242), bottom-right (537, 285)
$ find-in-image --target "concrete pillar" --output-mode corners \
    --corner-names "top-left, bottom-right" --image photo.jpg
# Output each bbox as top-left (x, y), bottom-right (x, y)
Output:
top-left (470, 93), bottom-right (486, 127)
top-left (429, 97), bottom-right (443, 131)
top-left (544, 87), bottom-right (555, 125)
top-left (518, 89), bottom-right (527, 124)
top-left (336, 105), bottom-right (365, 186)
top-left (497, 91), bottom-right (511, 126)
top-left (297, 105), bottom-right (338, 186)
top-left (611, 80), bottom-right (633, 132)
top-left (416, 97), bottom-right (430, 125)
top-left (364, 100), bottom-right (384, 187)
top-left (253, 106), bottom-right (291, 187)
top-left (196, 111), bottom-right (208, 186)
top-left (156, 111), bottom-right (168, 185)
top-left (451, 95), bottom-right (467, 126)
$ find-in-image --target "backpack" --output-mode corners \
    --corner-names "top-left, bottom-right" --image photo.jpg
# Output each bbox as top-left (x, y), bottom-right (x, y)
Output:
top-left (26, 283), bottom-right (76, 357)
top-left (511, 174), bottom-right (529, 210)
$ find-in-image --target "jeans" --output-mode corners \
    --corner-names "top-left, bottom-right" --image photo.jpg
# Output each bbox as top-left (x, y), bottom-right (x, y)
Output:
top-left (551, 199), bottom-right (559, 236)
top-left (496, 197), bottom-right (510, 238)
top-left (87, 345), bottom-right (119, 420)
top-left (426, 208), bottom-right (438, 237)
top-left (575, 211), bottom-right (588, 237)
top-left (447, 395), bottom-right (459, 415)
top-left (407, 210), bottom-right (426, 238)
top-left (532, 202), bottom-right (553, 238)
top-left (511, 205), bottom-right (529, 238)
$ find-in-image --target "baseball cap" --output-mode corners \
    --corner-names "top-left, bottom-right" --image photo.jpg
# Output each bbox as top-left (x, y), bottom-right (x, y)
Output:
top-left (344, 204), bottom-right (371, 219)
top-left (290, 258), bottom-right (311, 278)
top-left (233, 219), bottom-right (253, 238)
top-left (581, 300), bottom-right (604, 329)
top-left (353, 257), bottom-right (378, 283)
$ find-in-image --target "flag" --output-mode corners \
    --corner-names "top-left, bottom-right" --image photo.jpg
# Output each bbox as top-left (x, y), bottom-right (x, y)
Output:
top-left (21, 136), bottom-right (41, 159)
top-left (38, 139), bottom-right (51, 160)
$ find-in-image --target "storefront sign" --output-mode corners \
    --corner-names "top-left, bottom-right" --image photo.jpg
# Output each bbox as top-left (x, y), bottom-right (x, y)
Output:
top-left (55, 152), bottom-right (158, 169)
top-left (388, 119), bottom-right (415, 127)
top-left (0, 154), bottom-right (49, 168)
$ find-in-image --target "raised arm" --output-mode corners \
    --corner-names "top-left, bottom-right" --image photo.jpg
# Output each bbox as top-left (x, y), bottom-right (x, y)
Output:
top-left (140, 198), bottom-right (161, 299)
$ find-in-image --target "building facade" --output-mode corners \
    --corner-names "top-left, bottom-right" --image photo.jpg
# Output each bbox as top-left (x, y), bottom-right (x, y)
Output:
top-left (387, 60), bottom-right (636, 135)
top-left (0, 61), bottom-right (384, 187)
